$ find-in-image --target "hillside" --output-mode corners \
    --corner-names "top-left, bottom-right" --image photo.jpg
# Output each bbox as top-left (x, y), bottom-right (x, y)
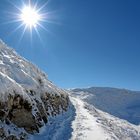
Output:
top-left (70, 95), bottom-right (140, 140)
top-left (0, 40), bottom-right (70, 140)
top-left (71, 87), bottom-right (140, 125)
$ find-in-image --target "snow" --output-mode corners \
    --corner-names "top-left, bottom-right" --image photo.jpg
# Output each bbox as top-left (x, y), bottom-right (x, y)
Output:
top-left (30, 97), bottom-right (110, 140)
top-left (70, 95), bottom-right (140, 140)
top-left (70, 90), bottom-right (140, 140)
top-left (30, 94), bottom-right (140, 140)
top-left (0, 40), bottom-right (68, 103)
top-left (30, 102), bottom-right (75, 140)
top-left (71, 87), bottom-right (140, 125)
top-left (0, 71), bottom-right (31, 102)
top-left (70, 97), bottom-right (110, 140)
top-left (0, 40), bottom-right (69, 139)
top-left (0, 122), bottom-right (27, 140)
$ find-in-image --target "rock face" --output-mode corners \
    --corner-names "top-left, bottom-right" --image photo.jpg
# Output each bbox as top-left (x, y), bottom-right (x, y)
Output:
top-left (0, 40), bottom-right (69, 140)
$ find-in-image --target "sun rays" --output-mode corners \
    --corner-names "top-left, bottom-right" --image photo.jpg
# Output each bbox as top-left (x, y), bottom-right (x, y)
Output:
top-left (6, 0), bottom-right (52, 43)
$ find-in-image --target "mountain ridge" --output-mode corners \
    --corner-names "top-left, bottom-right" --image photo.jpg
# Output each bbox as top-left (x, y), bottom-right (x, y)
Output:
top-left (70, 86), bottom-right (140, 125)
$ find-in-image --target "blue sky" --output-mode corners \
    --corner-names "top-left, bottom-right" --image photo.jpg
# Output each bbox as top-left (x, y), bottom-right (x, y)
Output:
top-left (0, 0), bottom-right (140, 90)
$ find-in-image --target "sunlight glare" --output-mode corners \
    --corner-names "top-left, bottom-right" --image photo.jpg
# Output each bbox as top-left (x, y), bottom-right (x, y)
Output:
top-left (7, 0), bottom-right (53, 43)
top-left (20, 6), bottom-right (40, 27)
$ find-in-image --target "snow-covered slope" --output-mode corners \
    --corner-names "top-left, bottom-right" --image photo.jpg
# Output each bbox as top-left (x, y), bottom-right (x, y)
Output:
top-left (0, 40), bottom-right (70, 140)
top-left (71, 87), bottom-right (140, 125)
top-left (29, 93), bottom-right (140, 140)
top-left (70, 95), bottom-right (140, 140)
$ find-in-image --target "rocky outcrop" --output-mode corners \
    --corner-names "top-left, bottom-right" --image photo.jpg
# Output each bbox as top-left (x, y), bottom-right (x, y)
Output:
top-left (0, 90), bottom-right (69, 139)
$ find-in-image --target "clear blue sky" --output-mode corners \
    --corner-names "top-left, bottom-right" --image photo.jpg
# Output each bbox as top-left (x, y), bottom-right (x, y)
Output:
top-left (0, 0), bottom-right (140, 90)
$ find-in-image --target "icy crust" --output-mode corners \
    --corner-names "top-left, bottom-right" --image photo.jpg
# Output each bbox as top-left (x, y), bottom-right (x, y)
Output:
top-left (0, 41), bottom-right (69, 139)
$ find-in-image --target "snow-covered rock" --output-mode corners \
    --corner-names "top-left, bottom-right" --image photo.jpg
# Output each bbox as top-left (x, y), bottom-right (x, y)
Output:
top-left (0, 40), bottom-right (70, 140)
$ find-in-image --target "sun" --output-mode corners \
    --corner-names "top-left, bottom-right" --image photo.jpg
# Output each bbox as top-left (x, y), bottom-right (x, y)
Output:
top-left (20, 6), bottom-right (41, 28)
top-left (5, 0), bottom-right (54, 42)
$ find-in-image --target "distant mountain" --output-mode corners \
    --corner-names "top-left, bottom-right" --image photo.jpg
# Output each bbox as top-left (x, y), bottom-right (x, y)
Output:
top-left (0, 40), bottom-right (70, 140)
top-left (71, 87), bottom-right (140, 125)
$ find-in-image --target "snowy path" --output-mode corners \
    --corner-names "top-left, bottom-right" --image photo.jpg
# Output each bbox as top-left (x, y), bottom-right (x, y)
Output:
top-left (30, 97), bottom-right (109, 140)
top-left (30, 96), bottom-right (140, 140)
top-left (70, 97), bottom-right (110, 140)
top-left (70, 97), bottom-right (140, 140)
